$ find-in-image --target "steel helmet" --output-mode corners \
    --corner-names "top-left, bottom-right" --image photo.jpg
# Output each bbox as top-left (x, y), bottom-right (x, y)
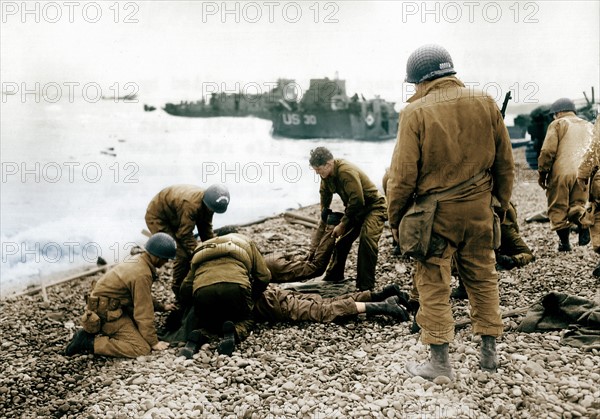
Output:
top-left (203, 184), bottom-right (230, 213)
top-left (145, 232), bottom-right (177, 259)
top-left (549, 98), bottom-right (576, 115)
top-left (405, 44), bottom-right (456, 84)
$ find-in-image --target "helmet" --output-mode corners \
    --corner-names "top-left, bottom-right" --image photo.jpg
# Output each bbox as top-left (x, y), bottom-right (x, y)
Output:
top-left (145, 232), bottom-right (177, 259)
top-left (203, 184), bottom-right (230, 214)
top-left (549, 98), bottom-right (576, 115)
top-left (405, 44), bottom-right (456, 84)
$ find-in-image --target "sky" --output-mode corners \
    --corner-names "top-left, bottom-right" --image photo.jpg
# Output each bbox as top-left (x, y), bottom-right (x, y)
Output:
top-left (1, 0), bottom-right (599, 107)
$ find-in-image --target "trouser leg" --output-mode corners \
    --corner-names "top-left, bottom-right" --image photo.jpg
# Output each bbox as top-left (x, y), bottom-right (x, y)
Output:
top-left (324, 225), bottom-right (360, 282)
top-left (356, 210), bottom-right (385, 291)
top-left (172, 246), bottom-right (191, 296)
top-left (94, 315), bottom-right (152, 358)
top-left (193, 283), bottom-right (253, 335)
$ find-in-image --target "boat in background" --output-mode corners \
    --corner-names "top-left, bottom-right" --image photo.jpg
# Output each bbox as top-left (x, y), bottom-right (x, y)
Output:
top-left (270, 77), bottom-right (398, 141)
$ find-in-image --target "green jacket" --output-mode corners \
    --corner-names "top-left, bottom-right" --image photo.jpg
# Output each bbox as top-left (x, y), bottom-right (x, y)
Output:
top-left (319, 159), bottom-right (387, 227)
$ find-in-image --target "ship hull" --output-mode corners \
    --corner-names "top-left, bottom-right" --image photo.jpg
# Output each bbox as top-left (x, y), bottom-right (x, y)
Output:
top-left (271, 111), bottom-right (397, 141)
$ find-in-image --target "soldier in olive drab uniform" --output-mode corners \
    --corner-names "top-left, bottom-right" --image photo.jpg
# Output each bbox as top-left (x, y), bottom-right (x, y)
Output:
top-left (65, 233), bottom-right (177, 358)
top-left (538, 98), bottom-right (593, 251)
top-left (145, 184), bottom-right (230, 297)
top-left (266, 212), bottom-right (344, 283)
top-left (177, 233), bottom-right (410, 358)
top-left (387, 45), bottom-right (514, 380)
top-left (577, 118), bottom-right (600, 276)
top-left (309, 147), bottom-right (387, 291)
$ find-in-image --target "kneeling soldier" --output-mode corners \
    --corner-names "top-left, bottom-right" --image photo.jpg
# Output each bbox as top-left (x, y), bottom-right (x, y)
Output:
top-left (65, 233), bottom-right (176, 358)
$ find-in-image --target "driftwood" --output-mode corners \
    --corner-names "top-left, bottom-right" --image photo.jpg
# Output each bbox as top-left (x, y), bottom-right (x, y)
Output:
top-left (7, 264), bottom-right (113, 300)
top-left (455, 307), bottom-right (529, 330)
top-left (283, 212), bottom-right (319, 226)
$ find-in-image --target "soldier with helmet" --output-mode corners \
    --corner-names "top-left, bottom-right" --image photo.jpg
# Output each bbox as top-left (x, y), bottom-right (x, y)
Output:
top-left (386, 44), bottom-right (514, 380)
top-left (65, 233), bottom-right (177, 358)
top-left (538, 98), bottom-right (594, 251)
top-left (145, 184), bottom-right (230, 297)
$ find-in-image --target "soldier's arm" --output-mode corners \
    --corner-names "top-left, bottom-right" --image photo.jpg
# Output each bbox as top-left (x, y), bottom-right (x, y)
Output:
top-left (319, 181), bottom-right (333, 211)
top-left (537, 121), bottom-right (560, 173)
top-left (387, 110), bottom-right (420, 229)
top-left (175, 207), bottom-right (199, 255)
top-left (338, 170), bottom-right (366, 225)
top-left (130, 276), bottom-right (159, 348)
top-left (196, 213), bottom-right (215, 242)
top-left (491, 108), bottom-right (515, 209)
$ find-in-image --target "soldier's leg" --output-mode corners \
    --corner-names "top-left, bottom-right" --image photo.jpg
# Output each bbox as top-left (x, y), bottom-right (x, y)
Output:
top-left (567, 178), bottom-right (590, 245)
top-left (94, 315), bottom-right (152, 358)
top-left (547, 176), bottom-right (573, 250)
top-left (278, 289), bottom-right (360, 322)
top-left (356, 210), bottom-right (386, 291)
top-left (324, 224), bottom-right (360, 282)
top-left (172, 245), bottom-right (191, 297)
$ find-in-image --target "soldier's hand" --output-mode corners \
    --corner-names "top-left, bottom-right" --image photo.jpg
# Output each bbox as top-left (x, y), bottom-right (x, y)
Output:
top-left (332, 223), bottom-right (345, 238)
top-left (164, 303), bottom-right (177, 311)
top-left (577, 177), bottom-right (588, 191)
top-left (537, 171), bottom-right (548, 190)
top-left (152, 341), bottom-right (169, 351)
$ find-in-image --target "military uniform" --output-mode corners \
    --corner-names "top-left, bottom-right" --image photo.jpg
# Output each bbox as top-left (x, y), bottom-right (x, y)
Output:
top-left (387, 76), bottom-right (514, 345)
top-left (145, 185), bottom-right (215, 295)
top-left (538, 115), bottom-right (593, 231)
top-left (266, 222), bottom-right (336, 283)
top-left (87, 253), bottom-right (160, 358)
top-left (578, 118), bottom-right (600, 252)
top-left (319, 159), bottom-right (387, 290)
top-left (179, 233), bottom-right (271, 341)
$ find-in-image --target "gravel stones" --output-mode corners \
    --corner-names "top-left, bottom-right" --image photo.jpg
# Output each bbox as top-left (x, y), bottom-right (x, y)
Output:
top-left (1, 149), bottom-right (600, 418)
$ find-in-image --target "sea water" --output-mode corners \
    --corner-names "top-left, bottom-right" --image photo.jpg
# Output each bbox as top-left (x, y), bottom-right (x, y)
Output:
top-left (1, 98), bottom-right (396, 294)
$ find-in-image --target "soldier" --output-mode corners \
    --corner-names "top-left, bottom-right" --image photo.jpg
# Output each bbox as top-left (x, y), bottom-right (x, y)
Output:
top-left (538, 98), bottom-right (593, 251)
top-left (309, 147), bottom-right (387, 291)
top-left (145, 184), bottom-right (230, 297)
top-left (266, 211), bottom-right (344, 283)
top-left (577, 118), bottom-right (600, 276)
top-left (177, 233), bottom-right (410, 357)
top-left (65, 233), bottom-right (177, 358)
top-left (387, 44), bottom-right (514, 380)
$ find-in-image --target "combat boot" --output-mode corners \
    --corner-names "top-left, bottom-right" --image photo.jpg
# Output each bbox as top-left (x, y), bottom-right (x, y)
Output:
top-left (407, 300), bottom-right (421, 333)
top-left (495, 255), bottom-right (517, 271)
top-left (217, 321), bottom-right (236, 356)
top-left (479, 335), bottom-right (498, 372)
top-left (557, 228), bottom-right (572, 251)
top-left (178, 329), bottom-right (208, 359)
top-left (364, 296), bottom-right (409, 321)
top-left (65, 329), bottom-right (95, 356)
top-left (579, 226), bottom-right (591, 246)
top-left (593, 260), bottom-right (600, 278)
top-left (450, 281), bottom-right (468, 300)
top-left (406, 343), bottom-right (454, 381)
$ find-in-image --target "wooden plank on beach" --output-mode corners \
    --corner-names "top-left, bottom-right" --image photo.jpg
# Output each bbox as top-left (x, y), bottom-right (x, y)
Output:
top-left (7, 264), bottom-right (114, 300)
top-left (283, 211), bottom-right (319, 225)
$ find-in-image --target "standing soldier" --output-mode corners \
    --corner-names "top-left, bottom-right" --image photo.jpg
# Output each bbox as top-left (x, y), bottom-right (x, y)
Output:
top-left (309, 147), bottom-right (387, 291)
top-left (538, 98), bottom-right (593, 251)
top-left (145, 184), bottom-right (230, 297)
top-left (387, 44), bottom-right (514, 380)
top-left (577, 118), bottom-right (600, 276)
top-left (65, 233), bottom-right (177, 357)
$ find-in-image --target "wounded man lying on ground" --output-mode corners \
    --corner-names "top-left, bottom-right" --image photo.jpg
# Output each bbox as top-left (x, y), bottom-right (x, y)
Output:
top-left (176, 232), bottom-right (411, 358)
top-left (266, 211), bottom-right (344, 283)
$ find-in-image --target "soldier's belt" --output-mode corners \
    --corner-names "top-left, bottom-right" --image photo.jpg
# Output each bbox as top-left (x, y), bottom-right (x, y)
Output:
top-left (87, 295), bottom-right (123, 322)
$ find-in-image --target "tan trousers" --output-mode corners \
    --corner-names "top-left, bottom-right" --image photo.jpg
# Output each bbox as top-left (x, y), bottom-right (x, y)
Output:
top-left (546, 172), bottom-right (587, 231)
top-left (414, 194), bottom-right (503, 344)
top-left (254, 288), bottom-right (371, 323)
top-left (94, 314), bottom-right (151, 358)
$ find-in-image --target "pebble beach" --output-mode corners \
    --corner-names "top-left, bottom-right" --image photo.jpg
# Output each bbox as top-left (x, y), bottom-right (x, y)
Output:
top-left (1, 148), bottom-right (599, 419)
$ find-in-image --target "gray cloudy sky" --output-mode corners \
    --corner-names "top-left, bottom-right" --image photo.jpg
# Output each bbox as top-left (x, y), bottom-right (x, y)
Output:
top-left (1, 0), bottom-right (599, 106)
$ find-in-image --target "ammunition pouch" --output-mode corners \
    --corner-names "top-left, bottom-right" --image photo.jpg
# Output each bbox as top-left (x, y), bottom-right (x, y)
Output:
top-left (86, 295), bottom-right (123, 323)
top-left (80, 310), bottom-right (101, 334)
